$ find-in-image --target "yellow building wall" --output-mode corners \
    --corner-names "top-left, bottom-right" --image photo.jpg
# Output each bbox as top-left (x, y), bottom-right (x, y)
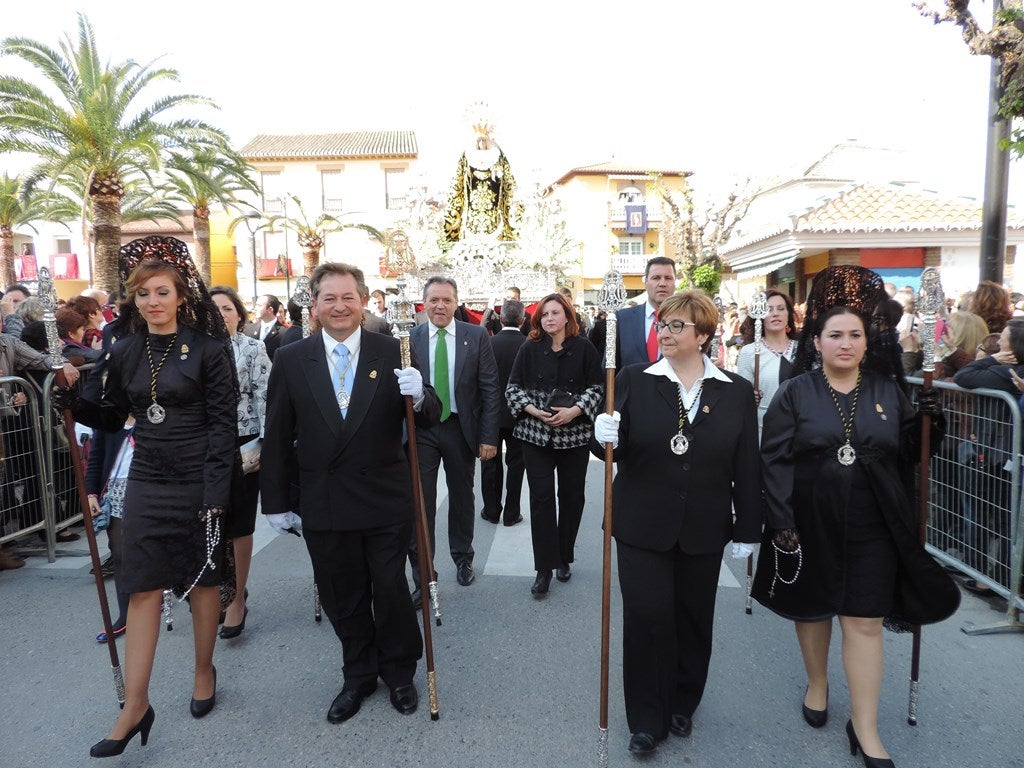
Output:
top-left (210, 211), bottom-right (239, 289)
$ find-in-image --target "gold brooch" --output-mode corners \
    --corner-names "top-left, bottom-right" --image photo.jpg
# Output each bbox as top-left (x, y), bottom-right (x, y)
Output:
top-left (369, 370), bottom-right (378, 379)
top-left (180, 343), bottom-right (189, 360)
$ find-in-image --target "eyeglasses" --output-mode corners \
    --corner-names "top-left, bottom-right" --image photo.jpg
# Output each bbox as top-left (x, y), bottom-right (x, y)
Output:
top-left (654, 320), bottom-right (696, 334)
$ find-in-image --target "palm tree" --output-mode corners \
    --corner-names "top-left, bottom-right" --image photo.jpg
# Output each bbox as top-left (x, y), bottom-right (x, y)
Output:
top-left (0, 13), bottom-right (228, 292)
top-left (265, 194), bottom-right (384, 276)
top-left (163, 148), bottom-right (260, 285)
top-left (0, 172), bottom-right (77, 287)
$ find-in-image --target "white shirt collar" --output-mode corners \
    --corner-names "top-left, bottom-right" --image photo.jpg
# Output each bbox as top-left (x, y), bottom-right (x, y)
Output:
top-left (322, 326), bottom-right (362, 358)
top-left (428, 319), bottom-right (456, 337)
top-left (643, 355), bottom-right (731, 386)
top-left (643, 299), bottom-right (657, 320)
top-left (260, 317), bottom-right (276, 328)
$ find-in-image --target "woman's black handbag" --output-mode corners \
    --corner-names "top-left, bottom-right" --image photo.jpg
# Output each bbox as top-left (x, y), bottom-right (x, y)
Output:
top-left (541, 388), bottom-right (576, 413)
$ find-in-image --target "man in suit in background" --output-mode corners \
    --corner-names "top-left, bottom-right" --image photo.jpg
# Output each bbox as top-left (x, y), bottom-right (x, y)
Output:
top-left (358, 283), bottom-right (391, 335)
top-left (261, 262), bottom-right (440, 724)
top-left (410, 276), bottom-right (500, 595)
top-left (483, 286), bottom-right (532, 336)
top-left (589, 256), bottom-right (677, 368)
top-left (480, 299), bottom-right (527, 527)
top-left (246, 294), bottom-right (286, 360)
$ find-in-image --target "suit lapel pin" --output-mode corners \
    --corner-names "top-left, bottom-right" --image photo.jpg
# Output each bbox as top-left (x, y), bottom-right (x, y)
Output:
top-left (369, 370), bottom-right (378, 379)
top-left (876, 402), bottom-right (886, 420)
top-left (702, 405), bottom-right (710, 413)
top-left (180, 343), bottom-right (189, 361)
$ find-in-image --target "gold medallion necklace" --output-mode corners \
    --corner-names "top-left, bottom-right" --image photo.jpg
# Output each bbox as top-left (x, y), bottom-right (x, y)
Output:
top-left (822, 368), bottom-right (861, 465)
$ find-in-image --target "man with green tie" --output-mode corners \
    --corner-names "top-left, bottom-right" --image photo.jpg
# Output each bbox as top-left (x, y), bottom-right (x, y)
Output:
top-left (409, 276), bottom-right (500, 603)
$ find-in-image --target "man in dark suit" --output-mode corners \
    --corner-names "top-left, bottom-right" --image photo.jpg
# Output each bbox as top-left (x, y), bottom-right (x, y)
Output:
top-left (589, 257), bottom-right (677, 368)
top-left (358, 283), bottom-right (392, 335)
top-left (261, 263), bottom-right (440, 724)
top-left (480, 299), bottom-right (527, 527)
top-left (410, 276), bottom-right (500, 591)
top-left (483, 286), bottom-right (532, 336)
top-left (245, 294), bottom-right (286, 360)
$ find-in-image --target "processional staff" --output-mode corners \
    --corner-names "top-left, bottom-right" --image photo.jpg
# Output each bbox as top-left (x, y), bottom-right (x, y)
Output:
top-left (709, 296), bottom-right (725, 364)
top-left (596, 270), bottom-right (626, 768)
top-left (388, 276), bottom-right (441, 721)
top-left (908, 266), bottom-right (943, 726)
top-left (291, 276), bottom-right (324, 623)
top-left (746, 290), bottom-right (770, 616)
top-left (41, 267), bottom-right (125, 707)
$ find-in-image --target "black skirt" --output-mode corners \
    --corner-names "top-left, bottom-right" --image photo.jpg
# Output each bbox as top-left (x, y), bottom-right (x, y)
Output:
top-left (840, 466), bottom-right (898, 618)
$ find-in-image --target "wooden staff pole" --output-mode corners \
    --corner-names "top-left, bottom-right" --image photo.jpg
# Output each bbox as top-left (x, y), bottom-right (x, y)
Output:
top-left (908, 266), bottom-right (943, 726)
top-left (746, 291), bottom-right (769, 616)
top-left (597, 270), bottom-right (625, 767)
top-left (40, 267), bottom-right (124, 706)
top-left (390, 275), bottom-right (441, 720)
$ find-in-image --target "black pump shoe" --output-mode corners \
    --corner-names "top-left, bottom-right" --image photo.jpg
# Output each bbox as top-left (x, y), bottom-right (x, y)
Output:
top-left (555, 564), bottom-right (571, 582)
top-left (531, 571), bottom-right (552, 596)
top-left (89, 705), bottom-right (155, 758)
top-left (801, 684), bottom-right (828, 728)
top-left (190, 666), bottom-right (217, 719)
top-left (846, 719), bottom-right (895, 768)
top-left (219, 608), bottom-right (248, 639)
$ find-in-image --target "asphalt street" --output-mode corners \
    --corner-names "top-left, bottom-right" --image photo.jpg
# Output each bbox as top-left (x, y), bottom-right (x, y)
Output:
top-left (1, 456), bottom-right (1021, 768)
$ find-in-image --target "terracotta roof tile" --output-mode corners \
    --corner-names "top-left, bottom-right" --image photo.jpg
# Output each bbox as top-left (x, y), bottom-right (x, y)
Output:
top-left (238, 131), bottom-right (418, 160)
top-left (547, 161), bottom-right (691, 189)
top-left (795, 184), bottom-right (1024, 233)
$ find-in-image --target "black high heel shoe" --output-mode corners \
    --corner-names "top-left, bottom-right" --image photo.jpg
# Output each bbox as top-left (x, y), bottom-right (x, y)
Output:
top-left (846, 719), bottom-right (895, 768)
top-left (801, 684), bottom-right (828, 728)
top-left (190, 666), bottom-right (217, 719)
top-left (89, 705), bottom-right (155, 758)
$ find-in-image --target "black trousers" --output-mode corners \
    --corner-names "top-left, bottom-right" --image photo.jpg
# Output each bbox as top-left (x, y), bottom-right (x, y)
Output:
top-left (305, 521), bottom-right (422, 692)
top-left (480, 427), bottom-right (525, 523)
top-left (520, 442), bottom-right (590, 572)
top-left (616, 540), bottom-right (721, 738)
top-left (412, 415), bottom-right (476, 571)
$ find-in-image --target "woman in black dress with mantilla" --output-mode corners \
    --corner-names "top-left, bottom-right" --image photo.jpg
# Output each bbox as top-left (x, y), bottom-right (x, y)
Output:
top-left (67, 237), bottom-right (237, 758)
top-left (752, 266), bottom-right (960, 768)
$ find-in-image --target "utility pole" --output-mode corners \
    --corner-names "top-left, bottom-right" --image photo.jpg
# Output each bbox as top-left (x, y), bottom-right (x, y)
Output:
top-left (979, 0), bottom-right (1011, 284)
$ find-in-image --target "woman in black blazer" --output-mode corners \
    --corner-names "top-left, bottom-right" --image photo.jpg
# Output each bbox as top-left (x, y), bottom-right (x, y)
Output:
top-left (506, 292), bottom-right (603, 596)
top-left (592, 290), bottom-right (761, 757)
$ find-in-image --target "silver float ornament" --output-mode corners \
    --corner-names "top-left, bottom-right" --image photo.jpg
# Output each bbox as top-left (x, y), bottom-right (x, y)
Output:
top-left (292, 276), bottom-right (312, 339)
top-left (749, 289), bottom-right (769, 351)
top-left (37, 267), bottom-right (65, 370)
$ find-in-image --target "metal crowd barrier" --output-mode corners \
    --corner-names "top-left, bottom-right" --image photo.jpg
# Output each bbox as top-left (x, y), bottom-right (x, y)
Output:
top-left (0, 374), bottom-right (53, 560)
top-left (907, 377), bottom-right (1024, 636)
top-left (1, 366), bottom-right (97, 564)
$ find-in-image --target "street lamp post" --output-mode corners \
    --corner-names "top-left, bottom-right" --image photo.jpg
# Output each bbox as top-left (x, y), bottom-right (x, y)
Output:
top-left (242, 210), bottom-right (261, 306)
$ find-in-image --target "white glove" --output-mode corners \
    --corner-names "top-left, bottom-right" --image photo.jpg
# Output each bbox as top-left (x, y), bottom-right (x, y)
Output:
top-left (394, 367), bottom-right (424, 407)
top-left (594, 411), bottom-right (621, 448)
top-left (731, 542), bottom-right (754, 559)
top-left (266, 511), bottom-right (302, 535)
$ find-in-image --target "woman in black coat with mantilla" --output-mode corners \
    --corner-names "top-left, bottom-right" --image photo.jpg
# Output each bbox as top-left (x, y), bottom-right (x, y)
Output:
top-left (752, 266), bottom-right (960, 768)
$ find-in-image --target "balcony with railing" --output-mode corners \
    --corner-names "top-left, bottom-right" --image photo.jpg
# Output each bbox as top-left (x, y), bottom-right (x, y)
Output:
top-left (609, 200), bottom-right (664, 228)
top-left (610, 252), bottom-right (661, 274)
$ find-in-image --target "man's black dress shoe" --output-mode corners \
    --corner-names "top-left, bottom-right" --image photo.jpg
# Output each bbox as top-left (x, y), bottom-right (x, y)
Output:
top-left (389, 684), bottom-right (418, 715)
top-left (327, 682), bottom-right (377, 723)
top-left (480, 509), bottom-right (500, 524)
top-left (531, 570), bottom-right (552, 596)
top-left (189, 666), bottom-right (217, 719)
top-left (627, 732), bottom-right (658, 755)
top-left (503, 514), bottom-right (524, 527)
top-left (456, 562), bottom-right (475, 586)
top-left (669, 713), bottom-right (692, 737)
top-left (410, 587), bottom-right (422, 609)
top-left (555, 564), bottom-right (571, 582)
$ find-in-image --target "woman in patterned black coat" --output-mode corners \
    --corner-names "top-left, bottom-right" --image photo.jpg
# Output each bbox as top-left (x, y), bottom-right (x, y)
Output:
top-left (506, 292), bottom-right (603, 596)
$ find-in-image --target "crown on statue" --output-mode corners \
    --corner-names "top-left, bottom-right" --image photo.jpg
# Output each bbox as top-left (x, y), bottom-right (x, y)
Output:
top-left (466, 101), bottom-right (495, 138)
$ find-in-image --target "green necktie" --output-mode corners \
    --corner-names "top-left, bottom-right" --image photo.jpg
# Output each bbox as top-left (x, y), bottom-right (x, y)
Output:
top-left (435, 328), bottom-right (451, 422)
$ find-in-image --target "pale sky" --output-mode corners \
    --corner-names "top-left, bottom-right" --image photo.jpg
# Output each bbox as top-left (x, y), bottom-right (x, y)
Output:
top-left (2, 0), bottom-right (1017, 203)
